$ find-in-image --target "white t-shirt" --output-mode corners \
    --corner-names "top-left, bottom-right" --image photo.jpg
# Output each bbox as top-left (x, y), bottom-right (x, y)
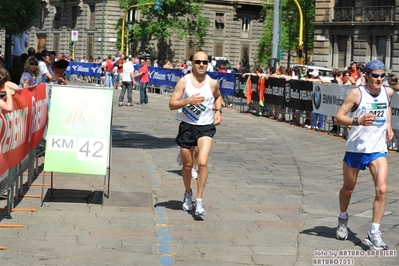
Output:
top-left (122, 61), bottom-right (134, 82)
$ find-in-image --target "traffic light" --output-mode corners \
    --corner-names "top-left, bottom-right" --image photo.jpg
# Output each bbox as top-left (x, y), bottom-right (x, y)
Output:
top-left (298, 45), bottom-right (303, 58)
top-left (279, 50), bottom-right (284, 60)
top-left (128, 30), bottom-right (134, 43)
top-left (69, 41), bottom-right (74, 52)
top-left (154, 0), bottom-right (164, 12)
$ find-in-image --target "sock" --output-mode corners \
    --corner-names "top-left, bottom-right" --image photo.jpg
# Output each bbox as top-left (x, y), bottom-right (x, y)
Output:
top-left (339, 212), bottom-right (348, 220)
top-left (370, 223), bottom-right (380, 234)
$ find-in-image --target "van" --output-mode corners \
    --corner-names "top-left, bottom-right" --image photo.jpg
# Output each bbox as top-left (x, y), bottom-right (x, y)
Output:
top-left (209, 56), bottom-right (233, 73)
top-left (292, 64), bottom-right (333, 83)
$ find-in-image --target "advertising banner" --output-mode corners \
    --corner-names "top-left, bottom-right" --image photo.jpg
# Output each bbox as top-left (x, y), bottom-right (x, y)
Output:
top-left (44, 86), bottom-right (113, 175)
top-left (0, 84), bottom-right (48, 176)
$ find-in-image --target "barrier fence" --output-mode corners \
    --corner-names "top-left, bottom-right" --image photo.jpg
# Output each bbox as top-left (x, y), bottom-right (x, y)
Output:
top-left (0, 84), bottom-right (48, 216)
top-left (2, 73), bottom-right (399, 216)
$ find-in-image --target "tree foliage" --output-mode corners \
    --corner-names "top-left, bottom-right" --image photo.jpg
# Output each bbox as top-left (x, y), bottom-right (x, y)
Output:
top-left (0, 0), bottom-right (41, 34)
top-left (257, 0), bottom-right (315, 68)
top-left (117, 0), bottom-right (209, 62)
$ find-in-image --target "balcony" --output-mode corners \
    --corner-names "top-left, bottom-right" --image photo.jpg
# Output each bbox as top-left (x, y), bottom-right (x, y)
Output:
top-left (362, 6), bottom-right (394, 22)
top-left (322, 6), bottom-right (396, 24)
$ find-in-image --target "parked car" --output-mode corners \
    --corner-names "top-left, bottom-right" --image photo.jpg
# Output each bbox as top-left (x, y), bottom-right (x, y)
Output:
top-left (209, 56), bottom-right (233, 73)
top-left (292, 64), bottom-right (333, 82)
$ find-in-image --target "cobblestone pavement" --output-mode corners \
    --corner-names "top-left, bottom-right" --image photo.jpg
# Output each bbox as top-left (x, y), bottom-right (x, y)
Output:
top-left (0, 83), bottom-right (398, 265)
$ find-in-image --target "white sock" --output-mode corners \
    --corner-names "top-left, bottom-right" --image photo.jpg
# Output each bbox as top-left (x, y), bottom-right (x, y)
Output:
top-left (371, 223), bottom-right (380, 234)
top-left (339, 212), bottom-right (348, 220)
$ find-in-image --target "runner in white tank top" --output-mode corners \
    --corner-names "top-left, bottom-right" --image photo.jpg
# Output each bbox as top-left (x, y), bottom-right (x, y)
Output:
top-left (334, 60), bottom-right (394, 250)
top-left (174, 74), bottom-right (215, 125)
top-left (169, 51), bottom-right (223, 216)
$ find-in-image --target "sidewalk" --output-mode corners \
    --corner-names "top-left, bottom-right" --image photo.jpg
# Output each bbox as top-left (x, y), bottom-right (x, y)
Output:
top-left (0, 85), bottom-right (398, 266)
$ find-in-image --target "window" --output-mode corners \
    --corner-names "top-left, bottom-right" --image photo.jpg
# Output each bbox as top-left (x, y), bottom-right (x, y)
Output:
top-left (71, 6), bottom-right (78, 28)
top-left (215, 13), bottom-right (224, 29)
top-left (89, 5), bottom-right (95, 29)
top-left (334, 0), bottom-right (355, 7)
top-left (372, 0), bottom-right (394, 6)
top-left (376, 36), bottom-right (387, 63)
top-left (54, 7), bottom-right (61, 29)
top-left (213, 42), bottom-right (224, 56)
top-left (242, 16), bottom-right (250, 32)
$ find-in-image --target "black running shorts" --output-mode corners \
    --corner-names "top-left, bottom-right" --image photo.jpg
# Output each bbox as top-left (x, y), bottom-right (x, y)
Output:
top-left (175, 122), bottom-right (216, 149)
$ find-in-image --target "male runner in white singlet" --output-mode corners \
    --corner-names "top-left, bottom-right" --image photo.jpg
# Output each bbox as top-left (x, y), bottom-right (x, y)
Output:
top-left (334, 60), bottom-right (394, 250)
top-left (169, 51), bottom-right (222, 216)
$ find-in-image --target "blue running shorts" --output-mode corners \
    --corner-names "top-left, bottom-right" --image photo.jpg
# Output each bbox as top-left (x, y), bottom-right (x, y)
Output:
top-left (343, 152), bottom-right (387, 170)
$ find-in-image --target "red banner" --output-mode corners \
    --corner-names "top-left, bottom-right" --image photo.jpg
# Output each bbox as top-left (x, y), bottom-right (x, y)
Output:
top-left (0, 84), bottom-right (48, 176)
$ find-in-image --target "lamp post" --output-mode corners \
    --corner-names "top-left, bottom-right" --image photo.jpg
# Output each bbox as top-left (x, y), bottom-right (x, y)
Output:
top-left (100, 0), bottom-right (105, 58)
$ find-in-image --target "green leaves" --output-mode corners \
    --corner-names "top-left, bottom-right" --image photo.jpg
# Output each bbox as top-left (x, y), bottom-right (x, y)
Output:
top-left (118, 0), bottom-right (208, 61)
top-left (0, 0), bottom-right (41, 34)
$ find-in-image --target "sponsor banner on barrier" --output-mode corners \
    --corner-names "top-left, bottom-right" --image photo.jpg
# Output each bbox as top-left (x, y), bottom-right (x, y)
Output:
top-left (147, 67), bottom-right (236, 96)
top-left (44, 86), bottom-right (113, 175)
top-left (389, 91), bottom-right (399, 131)
top-left (0, 84), bottom-right (48, 176)
top-left (266, 78), bottom-right (313, 111)
top-left (64, 62), bottom-right (102, 77)
top-left (64, 63), bottom-right (236, 96)
top-left (312, 83), bottom-right (355, 116)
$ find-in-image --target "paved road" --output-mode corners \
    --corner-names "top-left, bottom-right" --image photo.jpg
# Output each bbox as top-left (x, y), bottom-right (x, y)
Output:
top-left (0, 83), bottom-right (398, 265)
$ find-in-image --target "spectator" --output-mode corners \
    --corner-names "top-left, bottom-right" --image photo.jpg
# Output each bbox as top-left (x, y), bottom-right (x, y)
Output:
top-left (137, 57), bottom-right (149, 105)
top-left (348, 60), bottom-right (359, 83)
top-left (0, 68), bottom-right (16, 112)
top-left (356, 63), bottom-right (366, 86)
top-left (20, 56), bottom-right (40, 88)
top-left (342, 70), bottom-right (353, 85)
top-left (36, 49), bottom-right (54, 84)
top-left (53, 59), bottom-right (69, 85)
top-left (11, 33), bottom-right (29, 57)
top-left (118, 56), bottom-right (136, 106)
top-left (163, 59), bottom-right (173, 68)
top-left (27, 47), bottom-right (36, 57)
top-left (104, 55), bottom-right (114, 88)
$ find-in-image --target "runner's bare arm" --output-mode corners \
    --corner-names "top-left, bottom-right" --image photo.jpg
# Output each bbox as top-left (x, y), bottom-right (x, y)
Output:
top-left (335, 88), bottom-right (360, 126)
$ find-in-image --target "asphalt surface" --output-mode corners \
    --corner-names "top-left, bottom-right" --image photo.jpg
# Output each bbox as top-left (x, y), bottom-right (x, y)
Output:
top-left (0, 81), bottom-right (398, 265)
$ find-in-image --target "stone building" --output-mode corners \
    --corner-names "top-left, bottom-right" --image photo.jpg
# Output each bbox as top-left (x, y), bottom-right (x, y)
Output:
top-left (0, 0), bottom-right (266, 70)
top-left (313, 0), bottom-right (399, 72)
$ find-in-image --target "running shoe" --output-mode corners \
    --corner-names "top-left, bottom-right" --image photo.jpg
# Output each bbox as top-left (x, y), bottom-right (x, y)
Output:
top-left (182, 189), bottom-right (193, 212)
top-left (176, 153), bottom-right (182, 166)
top-left (365, 230), bottom-right (388, 250)
top-left (191, 168), bottom-right (198, 179)
top-left (336, 218), bottom-right (348, 240)
top-left (195, 199), bottom-right (206, 216)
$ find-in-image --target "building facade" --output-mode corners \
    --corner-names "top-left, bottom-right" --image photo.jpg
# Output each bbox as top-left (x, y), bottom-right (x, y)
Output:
top-left (313, 0), bottom-right (399, 72)
top-left (0, 0), bottom-right (265, 70)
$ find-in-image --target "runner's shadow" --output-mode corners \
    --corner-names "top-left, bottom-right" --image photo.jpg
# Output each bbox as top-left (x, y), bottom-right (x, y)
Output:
top-left (154, 200), bottom-right (204, 221)
top-left (301, 226), bottom-right (370, 250)
top-left (167, 170), bottom-right (182, 177)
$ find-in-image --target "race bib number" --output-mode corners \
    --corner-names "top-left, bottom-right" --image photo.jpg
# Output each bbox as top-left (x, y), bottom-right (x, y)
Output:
top-left (365, 102), bottom-right (387, 126)
top-left (182, 104), bottom-right (206, 123)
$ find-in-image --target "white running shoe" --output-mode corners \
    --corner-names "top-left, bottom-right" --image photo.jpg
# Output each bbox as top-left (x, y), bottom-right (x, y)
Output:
top-left (365, 230), bottom-right (388, 250)
top-left (191, 168), bottom-right (198, 179)
top-left (182, 190), bottom-right (193, 212)
top-left (336, 218), bottom-right (348, 240)
top-left (176, 153), bottom-right (182, 166)
top-left (195, 199), bottom-right (206, 216)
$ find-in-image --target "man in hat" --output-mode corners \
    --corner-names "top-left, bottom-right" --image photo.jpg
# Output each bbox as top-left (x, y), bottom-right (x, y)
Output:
top-left (36, 49), bottom-right (54, 84)
top-left (334, 60), bottom-right (393, 250)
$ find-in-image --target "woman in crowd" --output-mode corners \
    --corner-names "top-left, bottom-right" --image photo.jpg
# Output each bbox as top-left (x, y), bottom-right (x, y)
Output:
top-left (342, 70), bottom-right (354, 85)
top-left (20, 56), bottom-right (40, 88)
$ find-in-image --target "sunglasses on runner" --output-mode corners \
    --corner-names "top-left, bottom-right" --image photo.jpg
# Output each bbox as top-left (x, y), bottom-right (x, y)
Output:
top-left (370, 73), bottom-right (385, 79)
top-left (194, 60), bottom-right (208, 65)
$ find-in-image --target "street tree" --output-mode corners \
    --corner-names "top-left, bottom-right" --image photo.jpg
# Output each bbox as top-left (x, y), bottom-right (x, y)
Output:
top-left (0, 0), bottom-right (41, 67)
top-left (257, 0), bottom-right (315, 68)
top-left (117, 0), bottom-right (209, 63)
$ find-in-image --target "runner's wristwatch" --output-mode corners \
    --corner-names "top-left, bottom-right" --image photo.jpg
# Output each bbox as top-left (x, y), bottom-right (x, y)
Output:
top-left (352, 117), bottom-right (359, 126)
top-left (215, 109), bottom-right (222, 113)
